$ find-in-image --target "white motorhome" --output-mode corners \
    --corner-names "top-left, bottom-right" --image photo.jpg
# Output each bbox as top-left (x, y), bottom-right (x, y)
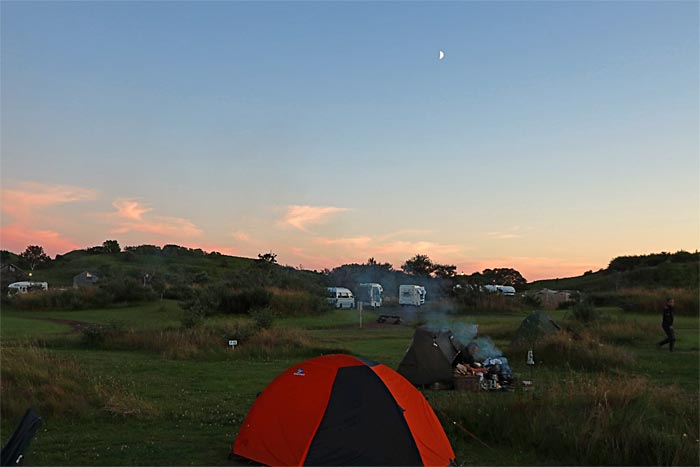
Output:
top-left (483, 284), bottom-right (516, 297)
top-left (326, 287), bottom-right (356, 309)
top-left (357, 283), bottom-right (384, 308)
top-left (399, 285), bottom-right (426, 306)
top-left (7, 281), bottom-right (49, 296)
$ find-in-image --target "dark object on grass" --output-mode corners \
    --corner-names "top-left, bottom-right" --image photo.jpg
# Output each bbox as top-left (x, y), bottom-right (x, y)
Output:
top-left (233, 354), bottom-right (455, 466)
top-left (1, 408), bottom-right (42, 466)
top-left (377, 315), bottom-right (402, 324)
top-left (511, 310), bottom-right (562, 346)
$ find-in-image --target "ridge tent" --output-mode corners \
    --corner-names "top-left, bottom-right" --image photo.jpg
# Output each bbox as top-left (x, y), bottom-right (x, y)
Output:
top-left (233, 354), bottom-right (455, 467)
top-left (511, 310), bottom-right (562, 346)
top-left (397, 327), bottom-right (465, 387)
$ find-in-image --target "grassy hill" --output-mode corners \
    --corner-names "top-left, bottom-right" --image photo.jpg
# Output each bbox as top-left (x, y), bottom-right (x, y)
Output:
top-left (1, 244), bottom-right (324, 292)
top-left (530, 251), bottom-right (699, 292)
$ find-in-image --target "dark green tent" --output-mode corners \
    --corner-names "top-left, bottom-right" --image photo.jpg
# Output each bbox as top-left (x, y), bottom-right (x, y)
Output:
top-left (397, 327), bottom-right (464, 386)
top-left (511, 311), bottom-right (561, 346)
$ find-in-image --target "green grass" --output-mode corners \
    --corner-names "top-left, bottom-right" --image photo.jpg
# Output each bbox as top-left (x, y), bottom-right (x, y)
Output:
top-left (1, 303), bottom-right (698, 465)
top-left (1, 301), bottom-right (183, 342)
top-left (0, 315), bottom-right (69, 339)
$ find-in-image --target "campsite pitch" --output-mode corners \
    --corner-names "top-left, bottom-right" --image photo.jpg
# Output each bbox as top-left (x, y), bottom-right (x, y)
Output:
top-left (1, 302), bottom-right (698, 465)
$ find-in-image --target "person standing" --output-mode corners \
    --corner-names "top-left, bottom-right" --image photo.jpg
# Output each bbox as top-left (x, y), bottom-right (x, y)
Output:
top-left (657, 298), bottom-right (676, 352)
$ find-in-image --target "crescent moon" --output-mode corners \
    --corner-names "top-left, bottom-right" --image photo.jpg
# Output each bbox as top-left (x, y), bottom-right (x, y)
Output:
top-left (439, 50), bottom-right (445, 60)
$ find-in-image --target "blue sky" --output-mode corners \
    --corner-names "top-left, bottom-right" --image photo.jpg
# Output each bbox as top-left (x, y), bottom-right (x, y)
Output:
top-left (2, 1), bottom-right (698, 279)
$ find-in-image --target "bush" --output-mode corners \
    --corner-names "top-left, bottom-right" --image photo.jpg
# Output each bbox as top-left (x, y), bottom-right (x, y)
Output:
top-left (81, 321), bottom-right (126, 348)
top-left (220, 287), bottom-right (272, 314)
top-left (268, 288), bottom-right (327, 317)
top-left (570, 300), bottom-right (599, 323)
top-left (11, 287), bottom-right (113, 310)
top-left (250, 307), bottom-right (275, 330)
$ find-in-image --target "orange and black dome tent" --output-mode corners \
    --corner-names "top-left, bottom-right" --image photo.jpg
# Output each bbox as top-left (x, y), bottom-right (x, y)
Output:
top-left (233, 354), bottom-right (455, 466)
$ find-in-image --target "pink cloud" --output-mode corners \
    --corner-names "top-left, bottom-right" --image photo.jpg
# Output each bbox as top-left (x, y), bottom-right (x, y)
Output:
top-left (232, 230), bottom-right (251, 242)
top-left (316, 236), bottom-right (373, 247)
top-left (485, 226), bottom-right (524, 240)
top-left (105, 198), bottom-right (203, 239)
top-left (0, 181), bottom-right (98, 255)
top-left (112, 198), bottom-right (153, 220)
top-left (1, 181), bottom-right (98, 222)
top-left (280, 205), bottom-right (350, 232)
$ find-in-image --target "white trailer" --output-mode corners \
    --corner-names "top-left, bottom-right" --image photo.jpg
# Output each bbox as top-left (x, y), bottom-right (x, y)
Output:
top-left (7, 281), bottom-right (49, 296)
top-left (483, 284), bottom-right (516, 297)
top-left (399, 285), bottom-right (426, 306)
top-left (357, 283), bottom-right (384, 308)
top-left (326, 287), bottom-right (356, 309)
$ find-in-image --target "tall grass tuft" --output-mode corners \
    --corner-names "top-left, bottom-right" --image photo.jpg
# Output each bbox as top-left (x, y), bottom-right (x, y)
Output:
top-left (510, 331), bottom-right (635, 371)
top-left (0, 345), bottom-right (155, 418)
top-left (433, 374), bottom-right (699, 465)
top-left (590, 287), bottom-right (699, 315)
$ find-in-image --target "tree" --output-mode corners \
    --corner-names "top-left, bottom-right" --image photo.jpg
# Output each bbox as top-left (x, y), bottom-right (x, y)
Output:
top-left (481, 268), bottom-right (527, 290)
top-left (433, 263), bottom-right (457, 279)
top-left (102, 240), bottom-right (121, 254)
top-left (401, 254), bottom-right (434, 277)
top-left (19, 245), bottom-right (50, 271)
top-left (257, 251), bottom-right (278, 265)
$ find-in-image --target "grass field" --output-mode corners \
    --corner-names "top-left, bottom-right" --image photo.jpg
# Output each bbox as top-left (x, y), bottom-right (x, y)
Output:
top-left (1, 301), bottom-right (698, 465)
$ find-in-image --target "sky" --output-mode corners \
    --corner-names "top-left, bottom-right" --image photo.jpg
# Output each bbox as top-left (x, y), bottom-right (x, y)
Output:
top-left (1, 1), bottom-right (698, 281)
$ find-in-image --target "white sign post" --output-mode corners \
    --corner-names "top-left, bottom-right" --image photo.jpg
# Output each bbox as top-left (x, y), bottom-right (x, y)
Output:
top-left (228, 339), bottom-right (238, 349)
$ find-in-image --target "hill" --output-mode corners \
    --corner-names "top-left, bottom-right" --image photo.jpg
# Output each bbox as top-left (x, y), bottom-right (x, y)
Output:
top-left (530, 251), bottom-right (699, 292)
top-left (1, 244), bottom-right (325, 294)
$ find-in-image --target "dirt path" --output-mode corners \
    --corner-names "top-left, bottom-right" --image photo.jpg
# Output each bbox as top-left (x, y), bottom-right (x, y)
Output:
top-left (29, 317), bottom-right (95, 334)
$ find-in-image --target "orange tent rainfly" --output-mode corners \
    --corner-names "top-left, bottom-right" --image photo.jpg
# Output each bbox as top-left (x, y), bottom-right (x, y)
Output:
top-left (233, 354), bottom-right (455, 466)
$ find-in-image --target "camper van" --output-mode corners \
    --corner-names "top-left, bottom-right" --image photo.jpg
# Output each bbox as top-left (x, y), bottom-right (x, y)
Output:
top-left (357, 283), bottom-right (384, 308)
top-left (399, 285), bottom-right (426, 306)
top-left (7, 281), bottom-right (49, 296)
top-left (326, 287), bottom-right (356, 309)
top-left (483, 284), bottom-right (516, 297)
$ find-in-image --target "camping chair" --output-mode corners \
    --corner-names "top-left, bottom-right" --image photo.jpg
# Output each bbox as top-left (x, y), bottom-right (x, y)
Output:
top-left (1, 409), bottom-right (42, 466)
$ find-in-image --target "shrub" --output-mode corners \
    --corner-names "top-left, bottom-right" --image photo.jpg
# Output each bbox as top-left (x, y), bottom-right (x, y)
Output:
top-left (570, 300), bottom-right (599, 323)
top-left (81, 321), bottom-right (126, 348)
top-left (250, 307), bottom-right (275, 330)
top-left (181, 297), bottom-right (207, 328)
top-left (220, 287), bottom-right (272, 314)
top-left (11, 287), bottom-right (113, 310)
top-left (268, 288), bottom-right (327, 316)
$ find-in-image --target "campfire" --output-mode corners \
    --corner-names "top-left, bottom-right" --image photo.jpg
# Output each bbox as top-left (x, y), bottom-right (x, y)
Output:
top-left (397, 326), bottom-right (516, 392)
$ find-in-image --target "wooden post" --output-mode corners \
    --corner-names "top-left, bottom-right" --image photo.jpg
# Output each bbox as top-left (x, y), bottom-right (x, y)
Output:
top-left (358, 301), bottom-right (363, 329)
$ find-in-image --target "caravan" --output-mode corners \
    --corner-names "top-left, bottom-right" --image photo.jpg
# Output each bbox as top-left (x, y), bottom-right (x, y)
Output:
top-left (326, 287), bottom-right (356, 309)
top-left (483, 284), bottom-right (516, 297)
top-left (357, 283), bottom-right (384, 308)
top-left (399, 285), bottom-right (426, 306)
top-left (7, 281), bottom-right (49, 296)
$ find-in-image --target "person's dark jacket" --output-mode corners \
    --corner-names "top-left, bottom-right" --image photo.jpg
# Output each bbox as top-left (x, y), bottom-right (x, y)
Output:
top-left (662, 304), bottom-right (674, 327)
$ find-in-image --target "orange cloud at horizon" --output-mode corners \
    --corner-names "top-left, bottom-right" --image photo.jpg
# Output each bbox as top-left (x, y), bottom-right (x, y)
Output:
top-left (1, 181), bottom-right (99, 255)
top-left (0, 224), bottom-right (82, 256)
top-left (457, 256), bottom-right (604, 282)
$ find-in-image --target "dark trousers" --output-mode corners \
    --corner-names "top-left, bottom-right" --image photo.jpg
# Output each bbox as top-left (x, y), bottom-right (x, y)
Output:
top-left (658, 325), bottom-right (675, 351)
